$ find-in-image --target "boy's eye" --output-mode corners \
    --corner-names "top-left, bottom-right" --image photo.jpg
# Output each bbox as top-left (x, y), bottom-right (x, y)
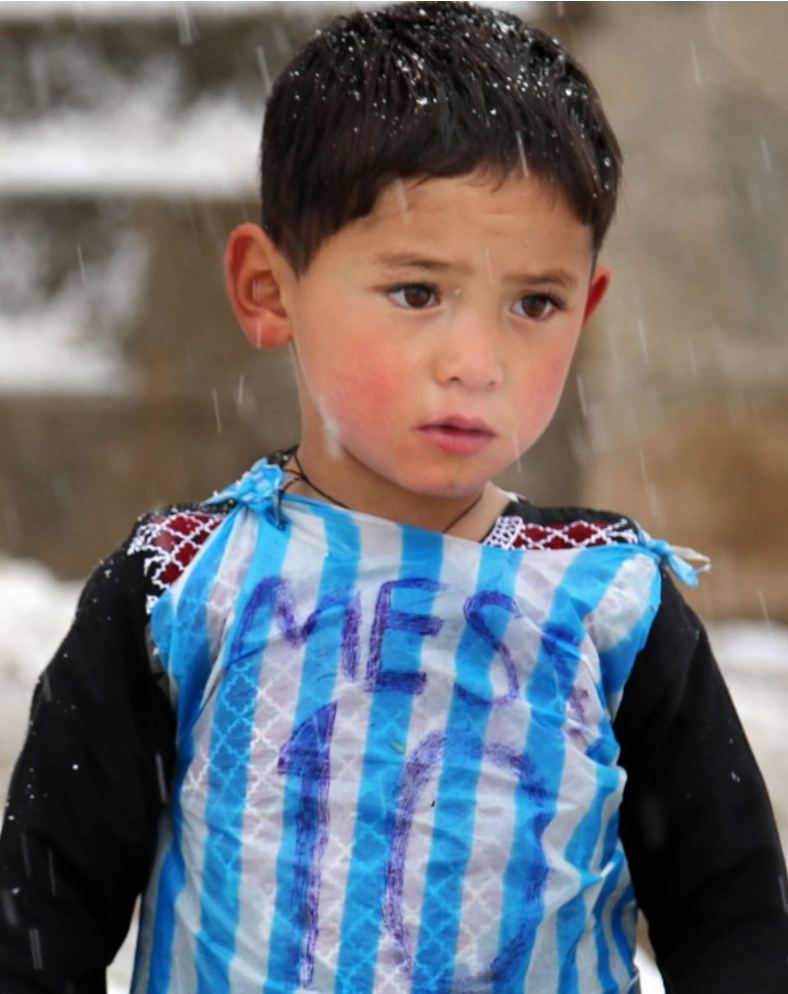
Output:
top-left (388, 284), bottom-right (437, 309)
top-left (512, 295), bottom-right (559, 320)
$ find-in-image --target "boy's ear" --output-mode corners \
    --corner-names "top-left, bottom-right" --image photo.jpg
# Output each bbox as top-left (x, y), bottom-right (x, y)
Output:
top-left (581, 264), bottom-right (611, 328)
top-left (224, 223), bottom-right (294, 350)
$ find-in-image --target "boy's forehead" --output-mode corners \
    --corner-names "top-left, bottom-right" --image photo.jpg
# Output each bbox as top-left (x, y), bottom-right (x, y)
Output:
top-left (343, 170), bottom-right (596, 270)
top-left (367, 171), bottom-right (583, 230)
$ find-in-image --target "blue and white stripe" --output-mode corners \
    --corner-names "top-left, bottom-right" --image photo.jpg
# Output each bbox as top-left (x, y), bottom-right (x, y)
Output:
top-left (133, 466), bottom-right (664, 994)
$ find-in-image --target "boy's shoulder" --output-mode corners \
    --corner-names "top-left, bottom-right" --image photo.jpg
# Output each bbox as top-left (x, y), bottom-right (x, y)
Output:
top-left (487, 496), bottom-right (640, 552)
top-left (123, 499), bottom-right (235, 614)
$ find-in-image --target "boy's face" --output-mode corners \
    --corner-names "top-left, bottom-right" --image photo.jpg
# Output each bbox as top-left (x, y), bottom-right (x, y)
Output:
top-left (246, 170), bottom-right (608, 529)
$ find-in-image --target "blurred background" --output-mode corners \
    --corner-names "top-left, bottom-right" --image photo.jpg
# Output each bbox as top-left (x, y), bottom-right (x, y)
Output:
top-left (1, 3), bottom-right (787, 990)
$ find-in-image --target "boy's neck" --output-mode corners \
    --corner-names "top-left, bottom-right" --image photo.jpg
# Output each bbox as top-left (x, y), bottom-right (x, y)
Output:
top-left (282, 447), bottom-right (510, 540)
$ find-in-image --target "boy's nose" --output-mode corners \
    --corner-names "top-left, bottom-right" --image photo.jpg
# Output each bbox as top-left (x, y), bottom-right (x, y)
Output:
top-left (434, 320), bottom-right (506, 390)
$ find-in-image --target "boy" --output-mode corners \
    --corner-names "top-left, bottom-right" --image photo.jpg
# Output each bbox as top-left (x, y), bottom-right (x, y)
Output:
top-left (1, 3), bottom-right (787, 992)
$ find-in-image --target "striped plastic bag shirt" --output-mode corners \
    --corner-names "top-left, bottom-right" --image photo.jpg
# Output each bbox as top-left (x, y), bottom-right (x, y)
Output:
top-left (132, 461), bottom-right (665, 994)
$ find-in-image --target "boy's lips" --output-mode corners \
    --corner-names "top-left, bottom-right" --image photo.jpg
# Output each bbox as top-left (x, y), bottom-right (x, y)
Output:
top-left (417, 417), bottom-right (496, 456)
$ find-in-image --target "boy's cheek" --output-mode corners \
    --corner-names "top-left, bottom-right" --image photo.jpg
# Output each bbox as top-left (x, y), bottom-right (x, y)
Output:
top-left (342, 375), bottom-right (402, 430)
top-left (309, 354), bottom-right (402, 430)
top-left (331, 342), bottom-right (404, 400)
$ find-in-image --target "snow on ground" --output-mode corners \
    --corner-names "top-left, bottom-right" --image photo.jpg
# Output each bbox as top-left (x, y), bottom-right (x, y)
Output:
top-left (2, 556), bottom-right (786, 991)
top-left (0, 557), bottom-right (81, 777)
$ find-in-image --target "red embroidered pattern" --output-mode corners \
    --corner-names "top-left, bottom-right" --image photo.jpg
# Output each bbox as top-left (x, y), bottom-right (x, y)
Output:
top-left (129, 510), bottom-right (226, 606)
top-left (485, 515), bottom-right (638, 552)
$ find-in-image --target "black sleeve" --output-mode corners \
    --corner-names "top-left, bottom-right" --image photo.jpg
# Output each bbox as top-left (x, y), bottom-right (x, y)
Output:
top-left (616, 572), bottom-right (788, 993)
top-left (0, 532), bottom-right (177, 993)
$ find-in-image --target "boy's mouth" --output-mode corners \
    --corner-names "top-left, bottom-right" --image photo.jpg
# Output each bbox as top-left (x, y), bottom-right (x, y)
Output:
top-left (417, 417), bottom-right (496, 456)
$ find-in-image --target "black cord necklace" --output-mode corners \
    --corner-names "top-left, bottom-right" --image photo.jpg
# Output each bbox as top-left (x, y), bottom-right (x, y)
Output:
top-left (286, 450), bottom-right (485, 535)
top-left (288, 450), bottom-right (350, 509)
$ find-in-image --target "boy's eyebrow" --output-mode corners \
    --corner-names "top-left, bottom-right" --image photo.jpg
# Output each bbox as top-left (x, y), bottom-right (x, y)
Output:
top-left (371, 252), bottom-right (456, 273)
top-left (503, 269), bottom-right (580, 291)
top-left (371, 252), bottom-right (580, 289)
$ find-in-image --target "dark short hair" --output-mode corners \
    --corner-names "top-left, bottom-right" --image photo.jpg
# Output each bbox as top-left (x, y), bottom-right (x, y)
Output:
top-left (261, 1), bottom-right (621, 273)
